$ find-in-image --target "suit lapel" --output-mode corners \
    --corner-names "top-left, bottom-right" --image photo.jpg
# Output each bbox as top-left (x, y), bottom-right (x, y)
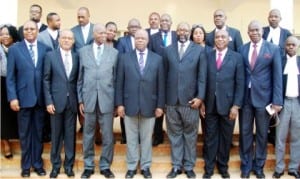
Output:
top-left (221, 50), bottom-right (230, 70)
top-left (209, 50), bottom-right (218, 72)
top-left (126, 36), bottom-right (133, 51)
top-left (55, 50), bottom-right (68, 79)
top-left (142, 52), bottom-right (152, 76)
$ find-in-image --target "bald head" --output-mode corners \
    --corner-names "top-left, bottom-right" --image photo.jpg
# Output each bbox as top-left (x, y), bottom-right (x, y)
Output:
top-left (285, 36), bottom-right (299, 57)
top-left (77, 7), bottom-right (90, 26)
top-left (59, 29), bottom-right (74, 51)
top-left (134, 29), bottom-right (149, 52)
top-left (93, 23), bottom-right (107, 45)
top-left (213, 9), bottom-right (227, 29)
top-left (127, 18), bottom-right (141, 36)
top-left (247, 20), bottom-right (263, 43)
top-left (268, 9), bottom-right (282, 28)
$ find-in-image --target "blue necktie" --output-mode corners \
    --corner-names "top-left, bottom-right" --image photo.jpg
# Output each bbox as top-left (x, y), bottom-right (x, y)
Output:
top-left (138, 52), bottom-right (144, 74)
top-left (29, 44), bottom-right (35, 66)
top-left (163, 33), bottom-right (167, 47)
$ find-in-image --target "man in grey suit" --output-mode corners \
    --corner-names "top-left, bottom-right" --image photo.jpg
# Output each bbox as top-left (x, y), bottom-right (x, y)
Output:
top-left (38, 12), bottom-right (61, 50)
top-left (164, 22), bottom-right (207, 179)
top-left (115, 29), bottom-right (165, 178)
top-left (77, 23), bottom-right (118, 179)
top-left (43, 29), bottom-right (79, 178)
top-left (201, 30), bottom-right (245, 179)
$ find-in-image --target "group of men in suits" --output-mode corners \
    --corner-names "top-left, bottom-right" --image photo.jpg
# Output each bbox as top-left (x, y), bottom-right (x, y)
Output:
top-left (5, 3), bottom-right (300, 178)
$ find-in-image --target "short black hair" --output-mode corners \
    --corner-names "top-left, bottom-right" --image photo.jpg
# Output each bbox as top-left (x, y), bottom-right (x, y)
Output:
top-left (0, 24), bottom-right (21, 43)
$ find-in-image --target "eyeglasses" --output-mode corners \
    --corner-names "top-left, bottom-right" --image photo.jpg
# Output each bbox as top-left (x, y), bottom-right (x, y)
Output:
top-left (24, 28), bottom-right (37, 31)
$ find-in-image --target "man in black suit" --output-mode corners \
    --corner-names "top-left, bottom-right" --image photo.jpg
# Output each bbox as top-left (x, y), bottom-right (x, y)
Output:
top-left (145, 12), bottom-right (160, 36)
top-left (201, 30), bottom-right (245, 179)
top-left (148, 13), bottom-right (177, 146)
top-left (43, 29), bottom-right (79, 178)
top-left (18, 4), bottom-right (47, 39)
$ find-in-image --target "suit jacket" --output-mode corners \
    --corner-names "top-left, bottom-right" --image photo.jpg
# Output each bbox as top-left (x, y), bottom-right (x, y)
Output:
top-left (239, 40), bottom-right (283, 108)
top-left (71, 23), bottom-right (94, 52)
top-left (116, 35), bottom-right (134, 53)
top-left (6, 40), bottom-right (51, 107)
top-left (164, 41), bottom-right (207, 106)
top-left (37, 30), bottom-right (59, 50)
top-left (77, 44), bottom-right (118, 113)
top-left (205, 49), bottom-right (245, 115)
top-left (18, 24), bottom-right (47, 39)
top-left (115, 49), bottom-right (165, 117)
top-left (43, 49), bottom-right (79, 113)
top-left (149, 30), bottom-right (177, 56)
top-left (262, 26), bottom-right (292, 56)
top-left (206, 26), bottom-right (243, 52)
top-left (282, 56), bottom-right (300, 103)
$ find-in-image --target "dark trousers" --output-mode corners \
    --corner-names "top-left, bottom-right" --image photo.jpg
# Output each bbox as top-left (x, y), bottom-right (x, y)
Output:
top-left (239, 91), bottom-right (270, 174)
top-left (50, 98), bottom-right (76, 170)
top-left (153, 115), bottom-right (164, 141)
top-left (18, 105), bottom-right (45, 170)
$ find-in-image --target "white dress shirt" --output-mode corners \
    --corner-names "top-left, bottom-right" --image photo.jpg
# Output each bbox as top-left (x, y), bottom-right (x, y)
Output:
top-left (284, 55), bottom-right (299, 97)
top-left (25, 40), bottom-right (38, 66)
top-left (60, 48), bottom-right (73, 77)
top-left (162, 31), bottom-right (172, 47)
top-left (81, 22), bottom-right (91, 44)
top-left (267, 26), bottom-right (281, 45)
top-left (47, 28), bottom-right (59, 40)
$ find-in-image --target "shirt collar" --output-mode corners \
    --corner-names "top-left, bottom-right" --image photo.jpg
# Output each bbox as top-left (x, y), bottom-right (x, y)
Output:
top-left (60, 47), bottom-right (71, 55)
top-left (25, 39), bottom-right (37, 47)
top-left (251, 39), bottom-right (263, 47)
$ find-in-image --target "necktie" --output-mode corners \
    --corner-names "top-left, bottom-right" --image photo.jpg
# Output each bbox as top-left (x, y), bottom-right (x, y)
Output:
top-left (64, 53), bottom-right (71, 77)
top-left (138, 52), bottom-right (144, 74)
top-left (179, 43), bottom-right (185, 59)
top-left (29, 44), bottom-right (35, 66)
top-left (250, 44), bottom-right (257, 70)
top-left (270, 38), bottom-right (273, 44)
top-left (216, 52), bottom-right (222, 70)
top-left (96, 46), bottom-right (102, 65)
top-left (163, 33), bottom-right (167, 47)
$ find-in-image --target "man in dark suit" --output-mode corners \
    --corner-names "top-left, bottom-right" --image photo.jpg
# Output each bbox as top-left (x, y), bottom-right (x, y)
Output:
top-left (262, 9), bottom-right (292, 146)
top-left (116, 18), bottom-right (141, 144)
top-left (272, 36), bottom-right (300, 179)
top-left (77, 23), bottom-right (118, 179)
top-left (43, 29), bottom-right (79, 178)
top-left (206, 9), bottom-right (243, 52)
top-left (115, 29), bottom-right (165, 179)
top-left (201, 30), bottom-right (245, 179)
top-left (18, 4), bottom-right (47, 39)
top-left (6, 20), bottom-right (51, 177)
top-left (238, 20), bottom-right (283, 179)
top-left (148, 13), bottom-right (177, 146)
top-left (164, 22), bottom-right (207, 179)
top-left (145, 12), bottom-right (160, 36)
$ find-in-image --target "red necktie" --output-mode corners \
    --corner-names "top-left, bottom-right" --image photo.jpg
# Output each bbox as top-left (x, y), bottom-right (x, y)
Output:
top-left (250, 44), bottom-right (257, 70)
top-left (216, 52), bottom-right (222, 70)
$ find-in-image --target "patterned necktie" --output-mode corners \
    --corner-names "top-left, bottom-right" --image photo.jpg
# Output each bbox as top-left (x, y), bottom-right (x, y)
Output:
top-left (250, 44), bottom-right (257, 70)
top-left (216, 52), bottom-right (222, 70)
top-left (29, 44), bottom-right (35, 66)
top-left (96, 46), bottom-right (102, 65)
top-left (138, 52), bottom-right (145, 74)
top-left (163, 33), bottom-right (168, 47)
top-left (64, 53), bottom-right (71, 77)
top-left (179, 43), bottom-right (185, 59)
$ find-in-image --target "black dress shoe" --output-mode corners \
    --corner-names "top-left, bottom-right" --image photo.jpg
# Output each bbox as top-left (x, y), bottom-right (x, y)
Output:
top-left (253, 171), bottom-right (265, 179)
top-left (240, 173), bottom-right (250, 178)
top-left (49, 168), bottom-right (60, 178)
top-left (203, 172), bottom-right (212, 179)
top-left (125, 170), bottom-right (137, 178)
top-left (152, 138), bottom-right (163, 146)
top-left (34, 168), bottom-right (46, 176)
top-left (272, 171), bottom-right (284, 178)
top-left (100, 169), bottom-right (115, 178)
top-left (81, 169), bottom-right (94, 178)
top-left (288, 171), bottom-right (300, 178)
top-left (65, 168), bottom-right (74, 177)
top-left (185, 170), bottom-right (196, 178)
top-left (220, 171), bottom-right (230, 178)
top-left (21, 169), bottom-right (30, 177)
top-left (141, 168), bottom-right (152, 178)
top-left (167, 168), bottom-right (182, 178)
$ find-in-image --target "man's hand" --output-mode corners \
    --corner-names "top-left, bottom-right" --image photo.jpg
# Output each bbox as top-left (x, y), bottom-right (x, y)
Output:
top-left (117, 105), bottom-right (125, 118)
top-left (271, 104), bottom-right (282, 114)
top-left (200, 103), bottom-right (206, 118)
top-left (79, 103), bottom-right (85, 117)
top-left (189, 98), bottom-right (202, 109)
top-left (229, 105), bottom-right (239, 120)
top-left (46, 104), bottom-right (55, 114)
top-left (10, 99), bottom-right (20, 111)
top-left (155, 108), bottom-right (164, 118)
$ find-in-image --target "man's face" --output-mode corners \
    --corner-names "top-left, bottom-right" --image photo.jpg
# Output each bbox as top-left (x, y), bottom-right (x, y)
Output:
top-left (268, 10), bottom-right (281, 28)
top-left (214, 30), bottom-right (229, 51)
top-left (30, 6), bottom-right (42, 22)
top-left (59, 31), bottom-right (75, 51)
top-left (176, 23), bottom-right (190, 43)
top-left (134, 30), bottom-right (148, 52)
top-left (94, 26), bottom-right (107, 45)
top-left (148, 13), bottom-right (160, 29)
top-left (77, 9), bottom-right (90, 26)
top-left (160, 14), bottom-right (172, 32)
top-left (106, 24), bottom-right (117, 41)
top-left (49, 15), bottom-right (61, 30)
top-left (285, 37), bottom-right (299, 57)
top-left (248, 22), bottom-right (263, 44)
top-left (127, 20), bottom-right (141, 37)
top-left (213, 10), bottom-right (226, 29)
top-left (23, 21), bottom-right (38, 43)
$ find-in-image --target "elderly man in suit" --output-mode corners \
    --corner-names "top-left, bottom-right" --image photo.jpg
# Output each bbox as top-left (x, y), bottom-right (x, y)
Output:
top-left (116, 18), bottom-right (141, 144)
top-left (77, 23), bottom-right (118, 179)
top-left (164, 22), bottom-right (207, 179)
top-left (148, 13), bottom-right (177, 147)
top-left (6, 20), bottom-right (51, 177)
top-left (238, 20), bottom-right (283, 179)
top-left (272, 36), bottom-right (300, 179)
top-left (201, 30), bottom-right (245, 179)
top-left (116, 29), bottom-right (165, 178)
top-left (38, 12), bottom-right (61, 50)
top-left (43, 29), bottom-right (79, 178)
top-left (206, 9), bottom-right (243, 52)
